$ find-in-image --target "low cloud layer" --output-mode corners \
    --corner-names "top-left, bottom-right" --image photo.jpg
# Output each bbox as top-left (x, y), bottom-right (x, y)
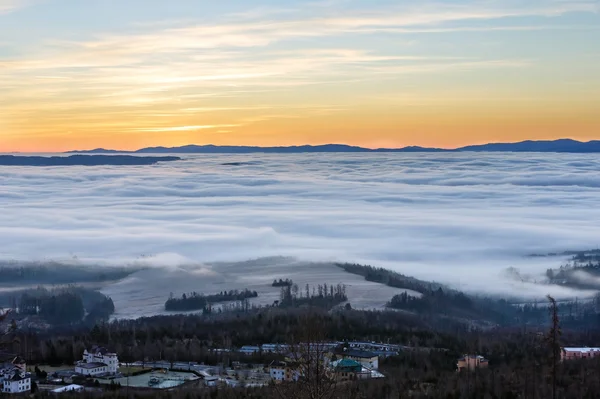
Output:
top-left (1, 152), bottom-right (600, 300)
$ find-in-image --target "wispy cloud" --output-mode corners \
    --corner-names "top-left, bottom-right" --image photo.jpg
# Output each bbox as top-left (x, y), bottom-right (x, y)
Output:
top-left (0, 0), bottom-right (28, 14)
top-left (0, 0), bottom-right (598, 150)
top-left (131, 124), bottom-right (242, 132)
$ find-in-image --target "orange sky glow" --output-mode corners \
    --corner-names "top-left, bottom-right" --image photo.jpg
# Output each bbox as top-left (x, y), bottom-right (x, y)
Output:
top-left (1, 0), bottom-right (599, 152)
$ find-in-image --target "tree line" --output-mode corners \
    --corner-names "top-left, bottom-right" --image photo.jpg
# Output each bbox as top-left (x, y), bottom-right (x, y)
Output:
top-left (16, 305), bottom-right (600, 399)
top-left (165, 289), bottom-right (259, 312)
top-left (277, 283), bottom-right (347, 310)
top-left (7, 286), bottom-right (115, 326)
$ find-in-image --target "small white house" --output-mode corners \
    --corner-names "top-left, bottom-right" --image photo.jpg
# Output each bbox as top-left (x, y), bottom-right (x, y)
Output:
top-left (75, 362), bottom-right (109, 376)
top-left (269, 363), bottom-right (286, 381)
top-left (269, 361), bottom-right (300, 382)
top-left (204, 376), bottom-right (220, 387)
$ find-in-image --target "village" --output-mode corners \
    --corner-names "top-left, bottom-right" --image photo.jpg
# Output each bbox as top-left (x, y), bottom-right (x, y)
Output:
top-left (2, 343), bottom-right (599, 395)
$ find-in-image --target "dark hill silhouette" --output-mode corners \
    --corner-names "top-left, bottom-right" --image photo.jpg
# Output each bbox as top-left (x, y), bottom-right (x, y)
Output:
top-left (64, 139), bottom-right (600, 154)
top-left (0, 155), bottom-right (181, 166)
top-left (67, 144), bottom-right (448, 154)
top-left (136, 144), bottom-right (373, 154)
top-left (459, 139), bottom-right (600, 153)
top-left (66, 148), bottom-right (121, 154)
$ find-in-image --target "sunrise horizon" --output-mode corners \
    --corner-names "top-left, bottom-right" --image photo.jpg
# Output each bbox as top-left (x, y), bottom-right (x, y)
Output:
top-left (3, 136), bottom-right (599, 155)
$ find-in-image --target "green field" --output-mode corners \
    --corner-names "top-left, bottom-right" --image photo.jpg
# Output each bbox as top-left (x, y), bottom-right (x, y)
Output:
top-left (31, 365), bottom-right (73, 374)
top-left (119, 366), bottom-right (152, 376)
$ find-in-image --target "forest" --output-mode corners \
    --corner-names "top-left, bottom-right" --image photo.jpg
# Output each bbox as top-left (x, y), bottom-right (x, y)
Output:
top-left (335, 262), bottom-right (441, 293)
top-left (546, 251), bottom-right (600, 290)
top-left (3, 286), bottom-right (115, 326)
top-left (2, 261), bottom-right (600, 397)
top-left (0, 262), bottom-right (137, 285)
top-left (272, 279), bottom-right (293, 287)
top-left (165, 289), bottom-right (259, 312)
top-left (276, 283), bottom-right (348, 309)
top-left (4, 305), bottom-right (600, 398)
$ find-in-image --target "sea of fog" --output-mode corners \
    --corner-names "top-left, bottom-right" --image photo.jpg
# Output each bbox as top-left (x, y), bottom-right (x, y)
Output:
top-left (2, 152), bottom-right (600, 318)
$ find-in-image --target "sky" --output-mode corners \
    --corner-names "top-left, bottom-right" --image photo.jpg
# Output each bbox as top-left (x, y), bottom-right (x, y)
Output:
top-left (0, 0), bottom-right (599, 152)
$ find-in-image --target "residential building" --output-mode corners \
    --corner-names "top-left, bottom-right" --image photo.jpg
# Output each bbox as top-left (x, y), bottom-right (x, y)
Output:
top-left (333, 349), bottom-right (379, 370)
top-left (269, 361), bottom-right (300, 382)
top-left (52, 370), bottom-right (79, 384)
top-left (75, 362), bottom-right (109, 376)
top-left (1, 371), bottom-right (31, 394)
top-left (261, 344), bottom-right (289, 353)
top-left (329, 359), bottom-right (370, 382)
top-left (0, 353), bottom-right (25, 372)
top-left (457, 355), bottom-right (488, 371)
top-left (75, 346), bottom-right (119, 376)
top-left (239, 346), bottom-right (260, 355)
top-left (0, 352), bottom-right (31, 394)
top-left (561, 347), bottom-right (600, 361)
top-left (203, 376), bottom-right (220, 387)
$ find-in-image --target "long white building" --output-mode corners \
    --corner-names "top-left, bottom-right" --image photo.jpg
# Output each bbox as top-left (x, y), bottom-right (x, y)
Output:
top-left (561, 347), bottom-right (600, 361)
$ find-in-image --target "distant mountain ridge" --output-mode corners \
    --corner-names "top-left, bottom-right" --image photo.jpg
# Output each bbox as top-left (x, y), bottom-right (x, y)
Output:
top-left (0, 155), bottom-right (181, 166)
top-left (67, 139), bottom-right (600, 154)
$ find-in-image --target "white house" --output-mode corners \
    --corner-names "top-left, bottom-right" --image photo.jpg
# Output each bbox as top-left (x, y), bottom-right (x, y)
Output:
top-left (269, 361), bottom-right (300, 382)
top-left (75, 362), bottom-right (109, 376)
top-left (0, 353), bottom-right (31, 395)
top-left (1, 370), bottom-right (31, 394)
top-left (203, 376), bottom-right (220, 387)
top-left (75, 346), bottom-right (119, 376)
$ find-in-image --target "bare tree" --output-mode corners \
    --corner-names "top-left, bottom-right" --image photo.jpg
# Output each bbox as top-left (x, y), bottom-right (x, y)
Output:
top-left (274, 313), bottom-right (339, 399)
top-left (546, 295), bottom-right (561, 399)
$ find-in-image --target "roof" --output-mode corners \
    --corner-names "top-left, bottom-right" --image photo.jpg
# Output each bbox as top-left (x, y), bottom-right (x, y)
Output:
top-left (459, 355), bottom-right (487, 360)
top-left (87, 346), bottom-right (116, 356)
top-left (332, 359), bottom-right (362, 371)
top-left (262, 344), bottom-right (289, 349)
top-left (269, 361), bottom-right (287, 368)
top-left (77, 362), bottom-right (107, 369)
top-left (336, 359), bottom-right (361, 367)
top-left (563, 347), bottom-right (600, 353)
top-left (9, 371), bottom-right (30, 381)
top-left (52, 384), bottom-right (84, 393)
top-left (337, 349), bottom-right (377, 359)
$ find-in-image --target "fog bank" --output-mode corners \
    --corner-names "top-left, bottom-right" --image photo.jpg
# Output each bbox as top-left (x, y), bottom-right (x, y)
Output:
top-left (2, 152), bottom-right (600, 301)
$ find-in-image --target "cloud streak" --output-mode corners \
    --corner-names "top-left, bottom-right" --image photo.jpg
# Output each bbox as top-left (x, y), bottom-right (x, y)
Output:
top-left (0, 0), bottom-right (31, 15)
